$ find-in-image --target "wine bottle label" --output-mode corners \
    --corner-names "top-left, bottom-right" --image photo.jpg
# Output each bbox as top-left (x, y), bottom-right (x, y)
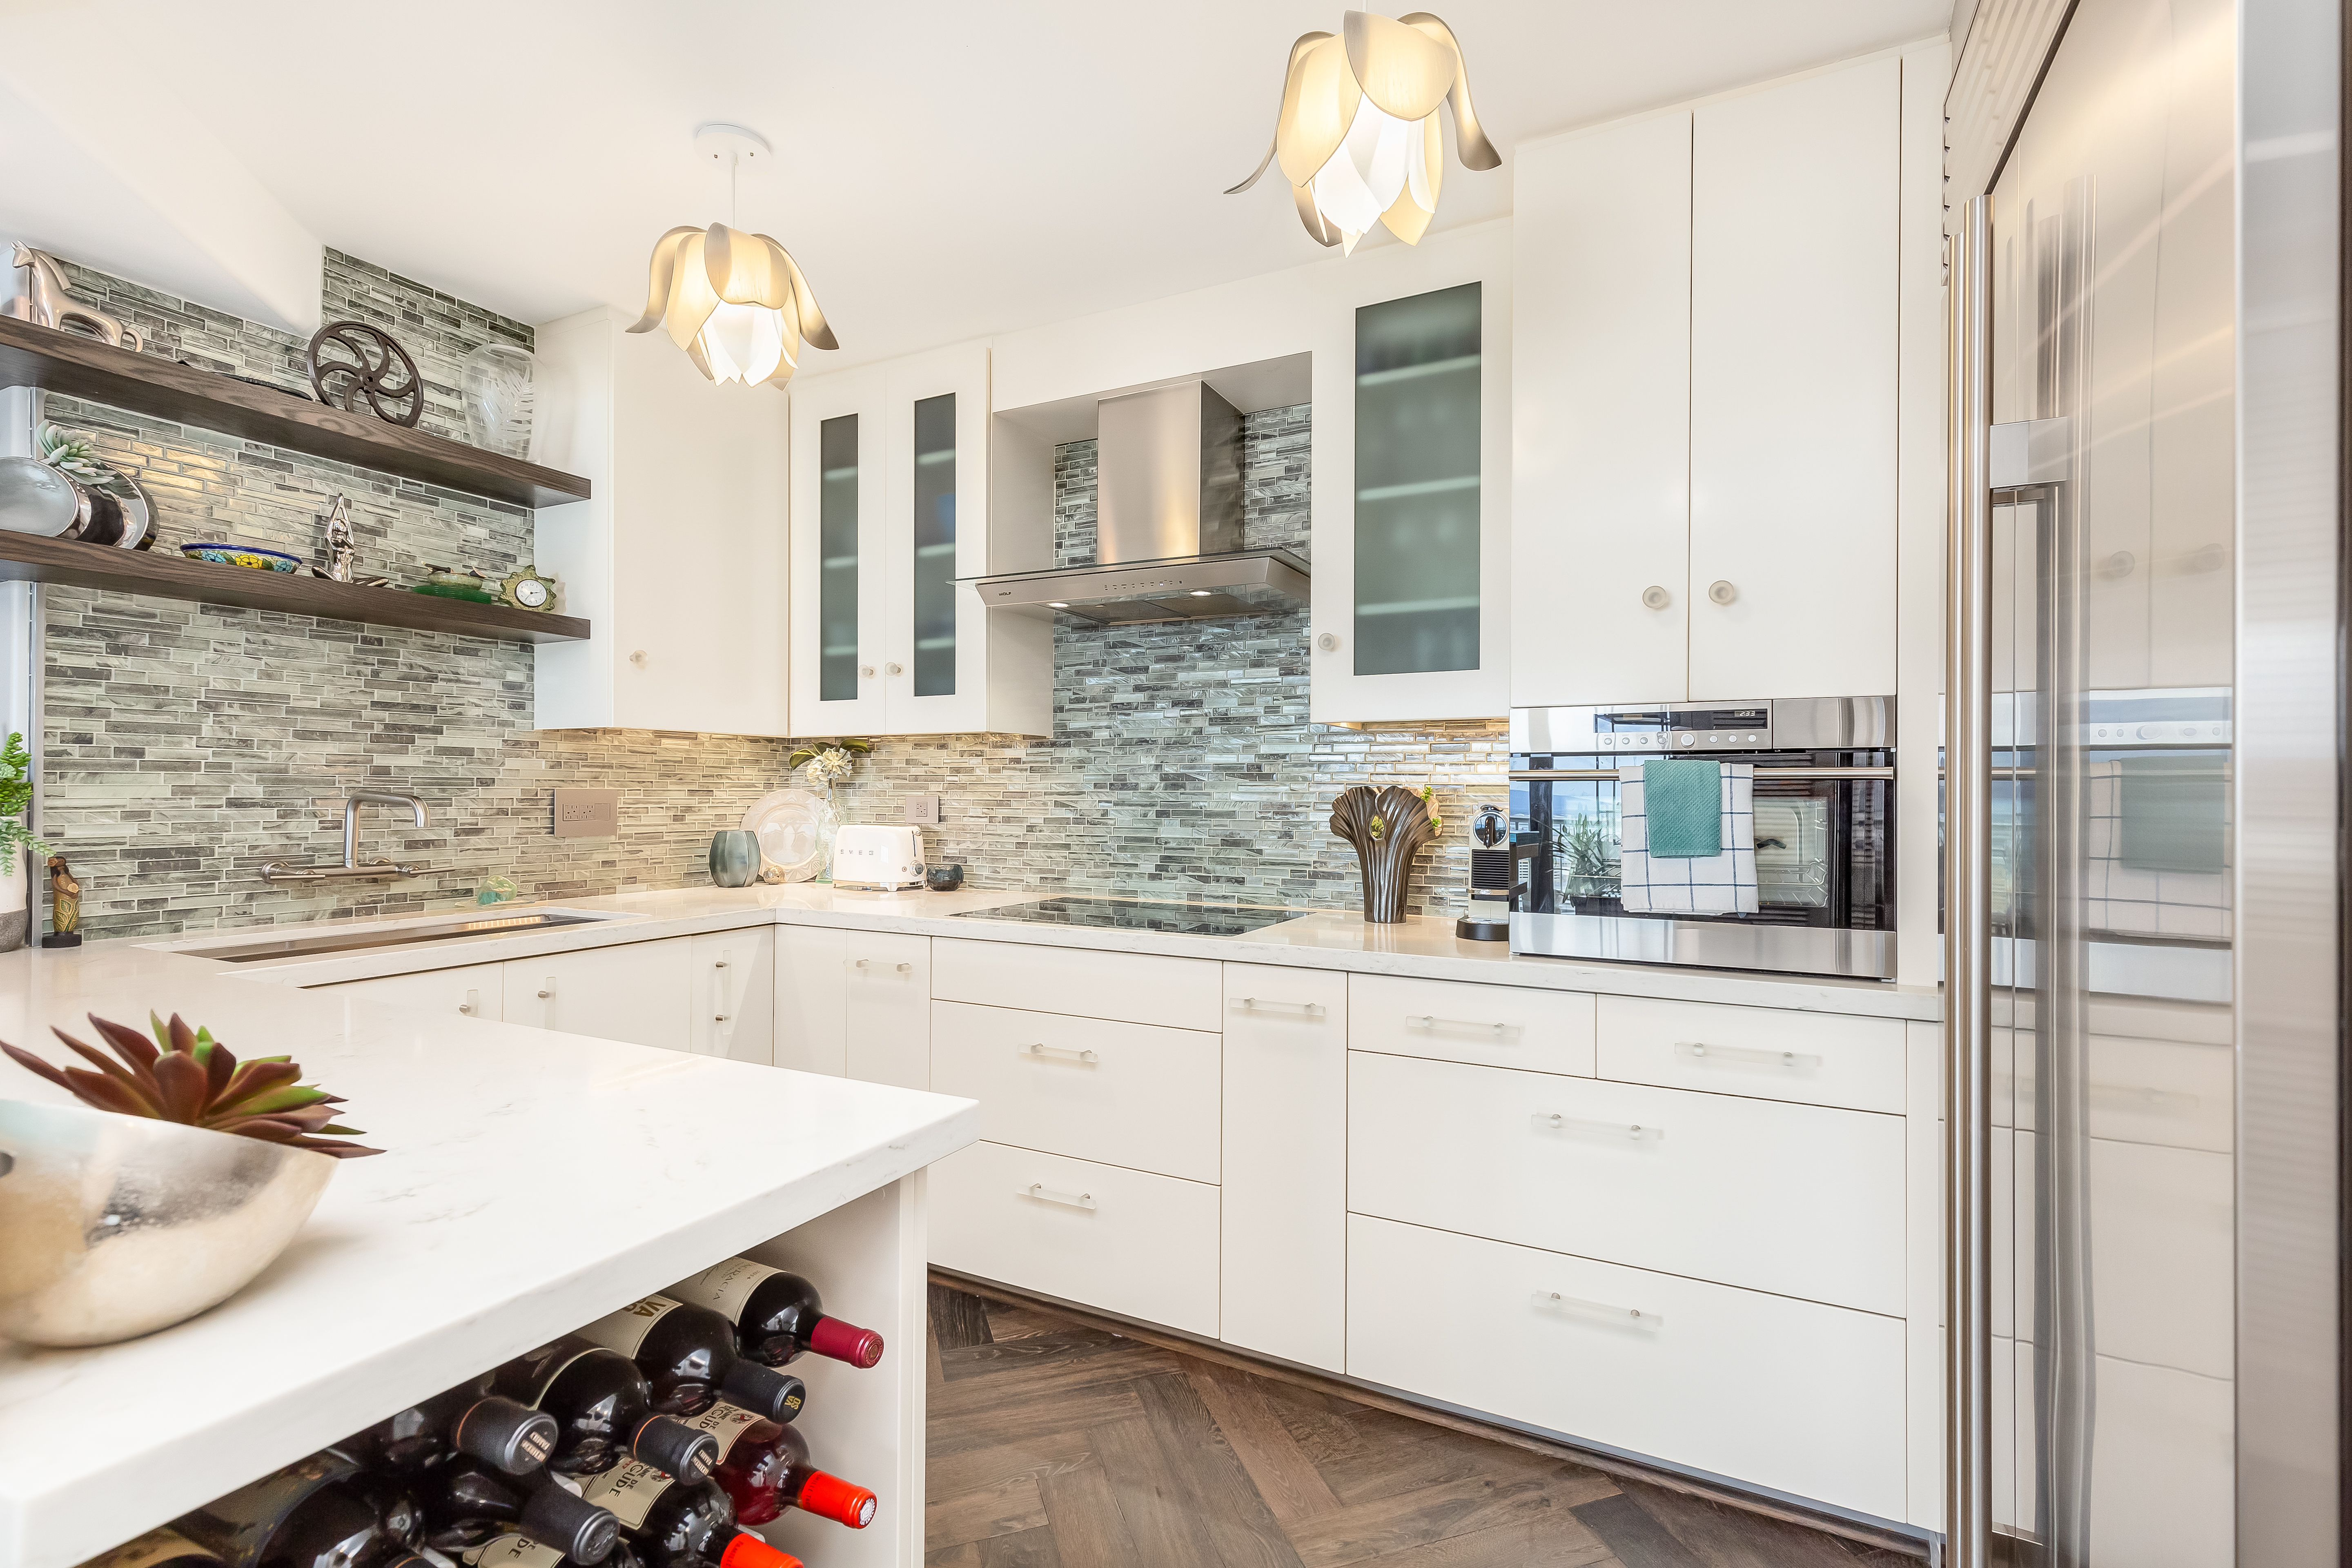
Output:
top-left (578, 1458), bottom-right (675, 1530)
top-left (83, 1529), bottom-right (213, 1568)
top-left (667, 1258), bottom-right (782, 1321)
top-left (693, 1399), bottom-right (768, 1463)
top-left (461, 1535), bottom-right (565, 1568)
top-left (575, 1294), bottom-right (684, 1360)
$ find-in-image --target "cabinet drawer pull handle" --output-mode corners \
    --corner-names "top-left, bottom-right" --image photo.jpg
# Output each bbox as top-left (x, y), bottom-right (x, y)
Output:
top-left (715, 1015), bottom-right (729, 1022)
top-left (1532, 1289), bottom-right (1663, 1328)
top-left (1677, 1040), bottom-right (1822, 1069)
top-left (1238, 996), bottom-right (1325, 1016)
top-left (1022, 1042), bottom-right (1100, 1064)
top-left (897, 962), bottom-right (913, 974)
top-left (1016, 1183), bottom-right (1096, 1210)
top-left (714, 960), bottom-right (728, 969)
top-left (1405, 1013), bottom-right (1508, 1036)
top-left (1532, 1111), bottom-right (1662, 1141)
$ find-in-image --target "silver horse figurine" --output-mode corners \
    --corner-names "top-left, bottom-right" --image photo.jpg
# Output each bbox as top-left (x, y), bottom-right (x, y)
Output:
top-left (5, 244), bottom-right (145, 352)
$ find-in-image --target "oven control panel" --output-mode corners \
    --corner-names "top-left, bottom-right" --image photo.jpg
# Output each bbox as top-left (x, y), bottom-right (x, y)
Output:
top-left (1593, 726), bottom-right (1773, 752)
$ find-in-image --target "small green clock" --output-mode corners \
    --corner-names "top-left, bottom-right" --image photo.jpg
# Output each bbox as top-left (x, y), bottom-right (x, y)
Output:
top-left (499, 566), bottom-right (559, 612)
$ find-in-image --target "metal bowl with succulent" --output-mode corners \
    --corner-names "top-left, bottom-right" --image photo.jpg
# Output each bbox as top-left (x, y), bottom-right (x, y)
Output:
top-left (0, 1013), bottom-right (379, 1346)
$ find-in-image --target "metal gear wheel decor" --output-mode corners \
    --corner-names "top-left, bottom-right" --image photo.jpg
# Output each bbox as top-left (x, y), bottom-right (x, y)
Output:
top-left (305, 320), bottom-right (424, 428)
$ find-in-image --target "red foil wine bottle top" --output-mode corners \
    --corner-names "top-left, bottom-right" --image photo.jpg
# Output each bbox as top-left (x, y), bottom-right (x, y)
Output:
top-left (718, 1531), bottom-right (802, 1568)
top-left (807, 1316), bottom-right (884, 1369)
top-left (797, 1469), bottom-right (879, 1529)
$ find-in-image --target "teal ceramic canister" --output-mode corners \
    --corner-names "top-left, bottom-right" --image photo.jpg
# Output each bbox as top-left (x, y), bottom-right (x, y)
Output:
top-left (709, 829), bottom-right (761, 889)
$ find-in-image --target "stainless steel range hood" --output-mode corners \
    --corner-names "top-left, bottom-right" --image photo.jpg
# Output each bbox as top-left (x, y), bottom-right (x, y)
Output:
top-left (966, 380), bottom-right (1309, 624)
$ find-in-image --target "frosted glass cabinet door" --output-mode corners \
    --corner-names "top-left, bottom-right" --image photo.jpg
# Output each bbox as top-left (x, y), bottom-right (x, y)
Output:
top-left (882, 344), bottom-right (992, 734)
top-left (791, 367), bottom-right (886, 733)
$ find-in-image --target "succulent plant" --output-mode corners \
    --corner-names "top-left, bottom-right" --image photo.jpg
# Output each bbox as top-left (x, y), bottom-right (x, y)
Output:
top-left (34, 421), bottom-right (109, 484)
top-left (1, 1012), bottom-right (382, 1158)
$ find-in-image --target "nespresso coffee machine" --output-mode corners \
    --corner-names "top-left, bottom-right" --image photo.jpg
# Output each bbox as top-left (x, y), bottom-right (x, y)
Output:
top-left (1456, 801), bottom-right (1539, 941)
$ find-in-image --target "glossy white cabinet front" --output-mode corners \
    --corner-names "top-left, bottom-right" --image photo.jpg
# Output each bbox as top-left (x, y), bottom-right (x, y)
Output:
top-left (774, 926), bottom-right (930, 1089)
top-left (318, 961), bottom-right (504, 1022)
top-left (502, 940), bottom-right (693, 1053)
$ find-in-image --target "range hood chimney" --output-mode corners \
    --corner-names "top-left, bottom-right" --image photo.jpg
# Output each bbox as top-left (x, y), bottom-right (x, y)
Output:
top-left (966, 380), bottom-right (1309, 624)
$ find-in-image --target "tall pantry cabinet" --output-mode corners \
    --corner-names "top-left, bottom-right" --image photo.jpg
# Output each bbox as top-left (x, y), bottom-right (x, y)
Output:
top-left (1512, 49), bottom-right (1933, 707)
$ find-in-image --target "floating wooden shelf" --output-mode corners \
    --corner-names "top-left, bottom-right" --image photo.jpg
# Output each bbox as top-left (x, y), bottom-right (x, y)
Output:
top-left (0, 532), bottom-right (590, 644)
top-left (0, 316), bottom-right (592, 509)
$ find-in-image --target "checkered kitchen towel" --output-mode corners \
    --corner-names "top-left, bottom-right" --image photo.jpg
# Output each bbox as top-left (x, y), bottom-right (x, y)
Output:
top-left (1618, 760), bottom-right (1760, 914)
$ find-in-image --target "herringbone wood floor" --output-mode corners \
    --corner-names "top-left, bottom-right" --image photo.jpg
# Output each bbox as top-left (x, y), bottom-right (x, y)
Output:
top-left (924, 1282), bottom-right (1923, 1568)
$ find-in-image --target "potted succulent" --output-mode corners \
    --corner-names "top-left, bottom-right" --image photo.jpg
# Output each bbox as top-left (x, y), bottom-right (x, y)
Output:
top-left (0, 732), bottom-right (51, 953)
top-left (0, 1013), bottom-right (379, 1345)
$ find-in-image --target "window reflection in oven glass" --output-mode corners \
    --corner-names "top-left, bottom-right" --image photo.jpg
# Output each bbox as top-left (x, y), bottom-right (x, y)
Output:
top-left (1545, 783), bottom-right (1621, 908)
top-left (1753, 796), bottom-right (1831, 907)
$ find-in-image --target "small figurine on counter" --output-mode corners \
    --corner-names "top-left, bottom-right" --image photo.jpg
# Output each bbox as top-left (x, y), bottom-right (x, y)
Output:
top-left (40, 853), bottom-right (80, 948)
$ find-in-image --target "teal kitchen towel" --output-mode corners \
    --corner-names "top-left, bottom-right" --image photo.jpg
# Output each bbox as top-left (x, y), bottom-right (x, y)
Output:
top-left (2118, 755), bottom-right (2227, 873)
top-left (1642, 759), bottom-right (1724, 859)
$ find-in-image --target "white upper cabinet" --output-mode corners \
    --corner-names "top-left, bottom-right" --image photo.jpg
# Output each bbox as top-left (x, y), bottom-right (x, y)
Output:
top-left (532, 307), bottom-right (791, 735)
top-left (1688, 57), bottom-right (1900, 701)
top-left (1510, 52), bottom-right (1912, 708)
top-left (790, 344), bottom-right (1050, 736)
top-left (1512, 112), bottom-right (1693, 708)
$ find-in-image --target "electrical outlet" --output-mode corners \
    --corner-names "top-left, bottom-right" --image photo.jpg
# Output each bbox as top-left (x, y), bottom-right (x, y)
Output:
top-left (552, 787), bottom-right (620, 838)
top-left (903, 793), bottom-right (941, 826)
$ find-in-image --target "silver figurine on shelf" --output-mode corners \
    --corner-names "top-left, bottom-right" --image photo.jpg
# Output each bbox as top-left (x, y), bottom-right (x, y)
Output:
top-left (312, 494), bottom-right (387, 587)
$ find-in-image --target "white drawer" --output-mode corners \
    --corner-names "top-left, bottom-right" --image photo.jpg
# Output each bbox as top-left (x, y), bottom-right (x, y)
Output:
top-left (930, 1000), bottom-right (1220, 1183)
top-left (933, 938), bottom-right (1221, 1031)
top-left (1348, 973), bottom-right (1595, 1076)
top-left (1349, 1051), bottom-right (1905, 1314)
top-left (1596, 995), bottom-right (1905, 1114)
top-left (927, 1140), bottom-right (1219, 1336)
top-left (1347, 1214), bottom-right (1907, 1520)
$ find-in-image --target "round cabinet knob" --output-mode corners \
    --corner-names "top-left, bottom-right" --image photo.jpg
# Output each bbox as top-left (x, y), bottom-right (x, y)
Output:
top-left (886, 662), bottom-right (904, 675)
top-left (458, 1002), bottom-right (473, 1014)
top-left (536, 989), bottom-right (552, 999)
top-left (2191, 541), bottom-right (2228, 573)
top-left (715, 1015), bottom-right (729, 1022)
top-left (860, 664), bottom-right (876, 677)
top-left (1316, 632), bottom-right (1340, 652)
top-left (1640, 586), bottom-right (1671, 610)
top-left (2101, 550), bottom-right (2137, 579)
top-left (714, 960), bottom-right (728, 969)
top-left (1707, 580), bottom-right (1738, 606)
top-left (629, 649), bottom-right (648, 666)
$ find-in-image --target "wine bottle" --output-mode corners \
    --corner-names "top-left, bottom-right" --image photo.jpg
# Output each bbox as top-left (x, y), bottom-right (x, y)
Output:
top-left (457, 1535), bottom-right (644, 1568)
top-left (576, 1296), bottom-right (806, 1423)
top-left (711, 1417), bottom-right (877, 1530)
top-left (665, 1259), bottom-right (884, 1370)
top-left (624, 1478), bottom-right (800, 1568)
top-left (78, 1527), bottom-right (223, 1568)
top-left (569, 1403), bottom-right (782, 1541)
top-left (176, 1454), bottom-right (433, 1568)
top-left (418, 1457), bottom-right (619, 1565)
top-left (493, 1337), bottom-right (721, 1481)
top-left (336, 1372), bottom-right (561, 1476)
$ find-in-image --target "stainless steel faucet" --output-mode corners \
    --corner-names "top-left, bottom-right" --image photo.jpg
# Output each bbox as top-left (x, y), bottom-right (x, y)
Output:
top-left (261, 791), bottom-right (433, 883)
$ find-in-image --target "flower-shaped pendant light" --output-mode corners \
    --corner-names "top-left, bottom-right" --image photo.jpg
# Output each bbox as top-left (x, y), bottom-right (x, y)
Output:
top-left (1227, 11), bottom-right (1500, 254)
top-left (628, 125), bottom-right (839, 388)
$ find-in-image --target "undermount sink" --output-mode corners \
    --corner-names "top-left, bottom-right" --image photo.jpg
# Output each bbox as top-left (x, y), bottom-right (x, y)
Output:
top-left (184, 910), bottom-right (620, 964)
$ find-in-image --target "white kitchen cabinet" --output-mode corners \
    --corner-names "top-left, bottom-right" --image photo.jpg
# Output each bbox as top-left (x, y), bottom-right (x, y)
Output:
top-left (531, 307), bottom-right (791, 735)
top-left (1221, 965), bottom-right (1348, 1372)
top-left (501, 938), bottom-right (692, 1053)
top-left (1595, 994), bottom-right (1906, 1114)
top-left (773, 926), bottom-right (931, 1089)
top-left (1511, 110), bottom-right (1693, 708)
top-left (931, 938), bottom-right (1222, 1032)
top-left (1348, 972), bottom-right (1596, 1076)
top-left (316, 961), bottom-right (504, 1022)
top-left (690, 929), bottom-right (774, 1064)
top-left (789, 344), bottom-right (1050, 737)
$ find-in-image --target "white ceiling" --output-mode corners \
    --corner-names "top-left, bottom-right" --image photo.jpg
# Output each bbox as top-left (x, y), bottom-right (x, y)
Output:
top-left (2, 1), bottom-right (1949, 364)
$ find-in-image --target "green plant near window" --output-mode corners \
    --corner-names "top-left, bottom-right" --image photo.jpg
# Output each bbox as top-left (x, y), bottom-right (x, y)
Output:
top-left (0, 733), bottom-right (50, 862)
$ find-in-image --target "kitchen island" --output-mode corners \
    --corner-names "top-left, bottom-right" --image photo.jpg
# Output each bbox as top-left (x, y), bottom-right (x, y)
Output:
top-left (0, 939), bottom-right (979, 1568)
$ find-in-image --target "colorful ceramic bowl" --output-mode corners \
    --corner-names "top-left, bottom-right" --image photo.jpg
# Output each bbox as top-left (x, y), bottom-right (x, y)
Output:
top-left (180, 542), bottom-right (301, 573)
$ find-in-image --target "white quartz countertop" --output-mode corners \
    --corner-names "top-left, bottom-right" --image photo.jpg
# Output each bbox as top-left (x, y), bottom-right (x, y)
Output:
top-left (0, 940), bottom-right (980, 1568)
top-left (144, 884), bottom-right (1942, 1023)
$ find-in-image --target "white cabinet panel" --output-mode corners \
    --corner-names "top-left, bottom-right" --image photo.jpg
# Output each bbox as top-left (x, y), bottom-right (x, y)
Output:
top-left (1595, 995), bottom-right (1905, 1114)
top-left (1221, 965), bottom-right (1347, 1372)
top-left (1688, 57), bottom-right (1900, 699)
top-left (931, 938), bottom-right (1221, 1033)
top-left (1348, 973), bottom-right (1594, 1076)
top-left (929, 1139), bottom-right (1220, 1336)
top-left (1349, 1050), bottom-right (1905, 1314)
top-left (775, 925), bottom-right (849, 1077)
top-left (690, 929), bottom-right (774, 1064)
top-left (316, 962), bottom-right (503, 1022)
top-left (1348, 1214), bottom-right (1907, 1519)
top-left (501, 939), bottom-right (692, 1052)
top-left (1511, 111), bottom-right (1692, 707)
top-left (790, 369), bottom-right (889, 734)
top-left (772, 927), bottom-right (930, 1087)
top-left (929, 1000), bottom-right (1219, 1183)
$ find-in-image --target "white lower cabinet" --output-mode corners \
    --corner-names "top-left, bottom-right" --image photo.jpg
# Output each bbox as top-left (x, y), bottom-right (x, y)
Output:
top-left (317, 961), bottom-right (504, 1022)
top-left (773, 926), bottom-right (931, 1088)
top-left (928, 1139), bottom-right (1220, 1336)
top-left (690, 930), bottom-right (774, 1064)
top-left (502, 939), bottom-right (693, 1052)
top-left (1346, 1214), bottom-right (1908, 1520)
top-left (1595, 994), bottom-right (1905, 1114)
top-left (1348, 972), bottom-right (1595, 1076)
top-left (1349, 1050), bottom-right (1906, 1315)
top-left (929, 1001), bottom-right (1219, 1183)
top-left (933, 938), bottom-right (1221, 1032)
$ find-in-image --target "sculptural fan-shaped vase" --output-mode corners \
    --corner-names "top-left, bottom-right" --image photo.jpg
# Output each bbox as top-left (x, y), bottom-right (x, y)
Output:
top-left (1330, 784), bottom-right (1440, 924)
top-left (461, 342), bottom-right (535, 458)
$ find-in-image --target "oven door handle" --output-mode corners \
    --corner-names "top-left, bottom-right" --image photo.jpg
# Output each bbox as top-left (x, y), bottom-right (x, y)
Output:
top-left (1509, 767), bottom-right (1895, 780)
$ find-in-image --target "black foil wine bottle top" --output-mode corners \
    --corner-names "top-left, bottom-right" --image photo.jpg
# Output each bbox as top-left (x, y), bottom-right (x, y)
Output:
top-left (338, 1373), bottom-right (559, 1476)
top-left (176, 1454), bottom-right (433, 1568)
top-left (494, 1337), bottom-right (720, 1480)
top-left (576, 1297), bottom-right (802, 1423)
top-left (419, 1458), bottom-right (620, 1565)
top-left (717, 1361), bottom-right (805, 1425)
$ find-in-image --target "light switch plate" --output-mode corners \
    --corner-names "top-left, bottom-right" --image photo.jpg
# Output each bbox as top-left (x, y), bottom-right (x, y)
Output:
top-left (552, 787), bottom-right (620, 838)
top-left (903, 793), bottom-right (941, 825)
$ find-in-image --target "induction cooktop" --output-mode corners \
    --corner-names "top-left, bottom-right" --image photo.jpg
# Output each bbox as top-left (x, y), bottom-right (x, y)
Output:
top-left (954, 897), bottom-right (1307, 937)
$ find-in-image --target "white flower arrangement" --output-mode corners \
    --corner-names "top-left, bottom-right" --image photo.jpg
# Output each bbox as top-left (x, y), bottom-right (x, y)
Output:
top-left (786, 737), bottom-right (873, 788)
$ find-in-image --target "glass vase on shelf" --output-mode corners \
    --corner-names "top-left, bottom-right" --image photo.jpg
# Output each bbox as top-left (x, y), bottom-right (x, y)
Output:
top-left (461, 342), bottom-right (535, 457)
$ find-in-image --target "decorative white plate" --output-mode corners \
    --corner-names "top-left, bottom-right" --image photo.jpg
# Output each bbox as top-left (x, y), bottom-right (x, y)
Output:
top-left (741, 789), bottom-right (834, 883)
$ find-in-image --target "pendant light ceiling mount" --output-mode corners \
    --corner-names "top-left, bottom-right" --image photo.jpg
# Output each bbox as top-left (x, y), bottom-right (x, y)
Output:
top-left (628, 122), bottom-right (838, 390)
top-left (1227, 9), bottom-right (1500, 254)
